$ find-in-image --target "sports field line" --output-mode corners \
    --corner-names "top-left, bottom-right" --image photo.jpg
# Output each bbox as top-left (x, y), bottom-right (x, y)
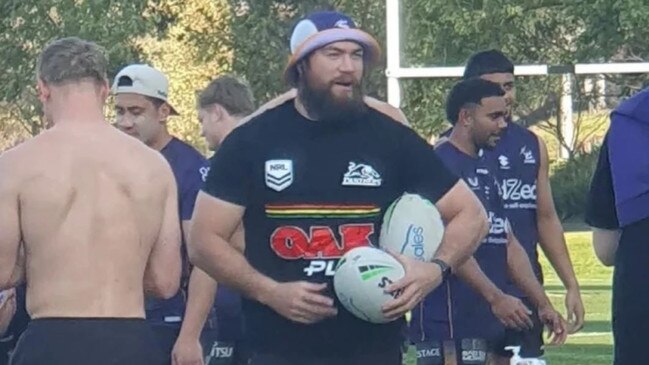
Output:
top-left (569, 331), bottom-right (612, 337)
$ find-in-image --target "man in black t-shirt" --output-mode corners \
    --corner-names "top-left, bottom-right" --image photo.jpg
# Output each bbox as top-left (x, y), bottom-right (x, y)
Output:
top-left (189, 10), bottom-right (490, 365)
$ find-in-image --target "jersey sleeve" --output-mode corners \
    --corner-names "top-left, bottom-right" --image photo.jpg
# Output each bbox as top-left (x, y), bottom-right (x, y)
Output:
top-left (400, 128), bottom-right (460, 203)
top-left (585, 135), bottom-right (619, 229)
top-left (202, 127), bottom-right (252, 207)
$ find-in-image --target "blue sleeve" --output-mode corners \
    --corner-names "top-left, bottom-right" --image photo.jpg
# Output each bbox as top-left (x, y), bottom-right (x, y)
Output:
top-left (400, 128), bottom-right (459, 203)
top-left (179, 156), bottom-right (207, 221)
top-left (202, 127), bottom-right (252, 207)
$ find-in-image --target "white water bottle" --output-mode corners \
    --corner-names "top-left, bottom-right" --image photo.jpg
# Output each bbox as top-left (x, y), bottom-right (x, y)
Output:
top-left (505, 346), bottom-right (547, 365)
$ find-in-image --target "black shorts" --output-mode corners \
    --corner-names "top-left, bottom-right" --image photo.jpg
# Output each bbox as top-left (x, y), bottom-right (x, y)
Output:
top-left (500, 297), bottom-right (544, 358)
top-left (248, 346), bottom-right (402, 365)
top-left (149, 323), bottom-right (181, 364)
top-left (612, 220), bottom-right (649, 365)
top-left (10, 317), bottom-right (166, 365)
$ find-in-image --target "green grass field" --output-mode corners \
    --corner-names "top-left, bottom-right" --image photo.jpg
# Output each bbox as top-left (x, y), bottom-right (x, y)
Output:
top-left (405, 231), bottom-right (614, 364)
top-left (539, 231), bottom-right (613, 365)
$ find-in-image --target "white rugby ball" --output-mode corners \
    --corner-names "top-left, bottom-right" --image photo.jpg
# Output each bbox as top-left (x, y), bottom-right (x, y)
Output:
top-left (333, 246), bottom-right (405, 324)
top-left (379, 193), bottom-right (444, 262)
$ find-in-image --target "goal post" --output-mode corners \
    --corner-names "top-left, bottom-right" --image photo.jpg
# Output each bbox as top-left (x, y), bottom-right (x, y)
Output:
top-left (384, 0), bottom-right (649, 158)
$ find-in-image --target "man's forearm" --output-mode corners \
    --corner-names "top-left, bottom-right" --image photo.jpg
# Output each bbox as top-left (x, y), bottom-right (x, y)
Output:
top-left (435, 207), bottom-right (488, 270)
top-left (508, 239), bottom-right (551, 309)
top-left (538, 215), bottom-right (580, 290)
top-left (189, 232), bottom-right (277, 306)
top-left (455, 256), bottom-right (504, 304)
top-left (178, 268), bottom-right (217, 339)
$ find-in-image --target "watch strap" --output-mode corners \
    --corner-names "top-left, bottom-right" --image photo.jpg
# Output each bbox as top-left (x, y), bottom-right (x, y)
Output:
top-left (431, 258), bottom-right (451, 280)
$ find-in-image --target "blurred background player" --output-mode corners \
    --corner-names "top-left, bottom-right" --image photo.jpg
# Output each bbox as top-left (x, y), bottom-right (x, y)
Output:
top-left (113, 64), bottom-right (206, 364)
top-left (172, 75), bottom-right (255, 365)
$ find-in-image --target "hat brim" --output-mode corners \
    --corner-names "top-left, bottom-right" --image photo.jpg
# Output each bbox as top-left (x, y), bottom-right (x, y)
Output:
top-left (284, 28), bottom-right (381, 85)
top-left (168, 105), bottom-right (180, 116)
top-left (113, 85), bottom-right (180, 116)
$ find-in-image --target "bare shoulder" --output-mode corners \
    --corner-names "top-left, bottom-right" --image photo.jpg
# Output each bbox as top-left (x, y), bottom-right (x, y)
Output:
top-left (238, 89), bottom-right (298, 126)
top-left (105, 133), bottom-right (176, 197)
top-left (363, 96), bottom-right (410, 126)
top-left (534, 133), bottom-right (550, 173)
top-left (119, 135), bottom-right (173, 178)
top-left (0, 136), bottom-right (44, 184)
top-left (0, 147), bottom-right (22, 192)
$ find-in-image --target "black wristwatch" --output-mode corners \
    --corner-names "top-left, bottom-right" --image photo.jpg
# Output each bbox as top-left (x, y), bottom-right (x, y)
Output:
top-left (431, 258), bottom-right (451, 281)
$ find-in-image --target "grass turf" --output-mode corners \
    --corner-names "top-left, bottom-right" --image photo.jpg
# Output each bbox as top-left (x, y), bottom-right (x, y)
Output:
top-left (404, 231), bottom-right (614, 364)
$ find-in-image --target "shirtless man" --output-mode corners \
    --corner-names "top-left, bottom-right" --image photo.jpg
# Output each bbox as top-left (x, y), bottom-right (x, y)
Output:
top-left (0, 37), bottom-right (181, 365)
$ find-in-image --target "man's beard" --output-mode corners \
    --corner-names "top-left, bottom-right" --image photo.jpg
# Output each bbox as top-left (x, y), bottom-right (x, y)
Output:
top-left (298, 74), bottom-right (367, 124)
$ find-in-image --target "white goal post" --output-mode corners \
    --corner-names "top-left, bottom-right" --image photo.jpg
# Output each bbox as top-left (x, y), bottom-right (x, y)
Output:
top-left (385, 0), bottom-right (649, 158)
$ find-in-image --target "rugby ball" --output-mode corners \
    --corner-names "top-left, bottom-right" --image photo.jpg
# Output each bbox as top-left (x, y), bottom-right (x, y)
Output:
top-left (379, 193), bottom-right (444, 262)
top-left (333, 246), bottom-right (405, 324)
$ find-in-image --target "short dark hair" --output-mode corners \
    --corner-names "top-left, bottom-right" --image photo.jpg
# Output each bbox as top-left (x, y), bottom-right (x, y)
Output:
top-left (145, 96), bottom-right (165, 109)
top-left (446, 78), bottom-right (505, 125)
top-left (463, 49), bottom-right (514, 79)
top-left (37, 37), bottom-right (108, 86)
top-left (198, 75), bottom-right (256, 116)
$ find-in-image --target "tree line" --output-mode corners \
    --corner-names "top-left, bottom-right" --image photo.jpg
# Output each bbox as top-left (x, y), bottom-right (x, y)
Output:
top-left (2, 0), bottom-right (648, 156)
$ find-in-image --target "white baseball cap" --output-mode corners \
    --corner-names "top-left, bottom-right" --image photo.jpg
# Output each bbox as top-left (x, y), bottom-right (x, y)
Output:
top-left (112, 64), bottom-right (179, 115)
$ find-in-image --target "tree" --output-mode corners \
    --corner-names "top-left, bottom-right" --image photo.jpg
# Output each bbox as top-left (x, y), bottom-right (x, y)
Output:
top-left (5, 1), bottom-right (649, 157)
top-left (0, 0), bottom-right (152, 134)
top-left (222, 1), bottom-right (601, 142)
top-left (136, 0), bottom-right (232, 153)
top-left (573, 0), bottom-right (649, 97)
top-left (227, 1), bottom-right (387, 102)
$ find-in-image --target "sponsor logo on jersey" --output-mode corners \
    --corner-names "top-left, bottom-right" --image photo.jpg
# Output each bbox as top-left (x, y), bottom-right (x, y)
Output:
top-left (415, 341), bottom-right (443, 362)
top-left (498, 155), bottom-right (510, 170)
top-left (462, 349), bottom-right (487, 363)
top-left (484, 211), bottom-right (508, 245)
top-left (209, 342), bottom-right (234, 358)
top-left (461, 339), bottom-right (487, 364)
top-left (467, 177), bottom-right (480, 190)
top-left (520, 146), bottom-right (537, 164)
top-left (270, 223), bottom-right (375, 276)
top-left (265, 160), bottom-right (293, 192)
top-left (199, 166), bottom-right (210, 183)
top-left (342, 162), bottom-right (382, 187)
top-left (500, 178), bottom-right (537, 202)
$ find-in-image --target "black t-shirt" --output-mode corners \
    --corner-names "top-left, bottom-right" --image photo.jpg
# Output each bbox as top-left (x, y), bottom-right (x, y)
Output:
top-left (585, 135), bottom-right (620, 229)
top-left (203, 102), bottom-right (459, 357)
